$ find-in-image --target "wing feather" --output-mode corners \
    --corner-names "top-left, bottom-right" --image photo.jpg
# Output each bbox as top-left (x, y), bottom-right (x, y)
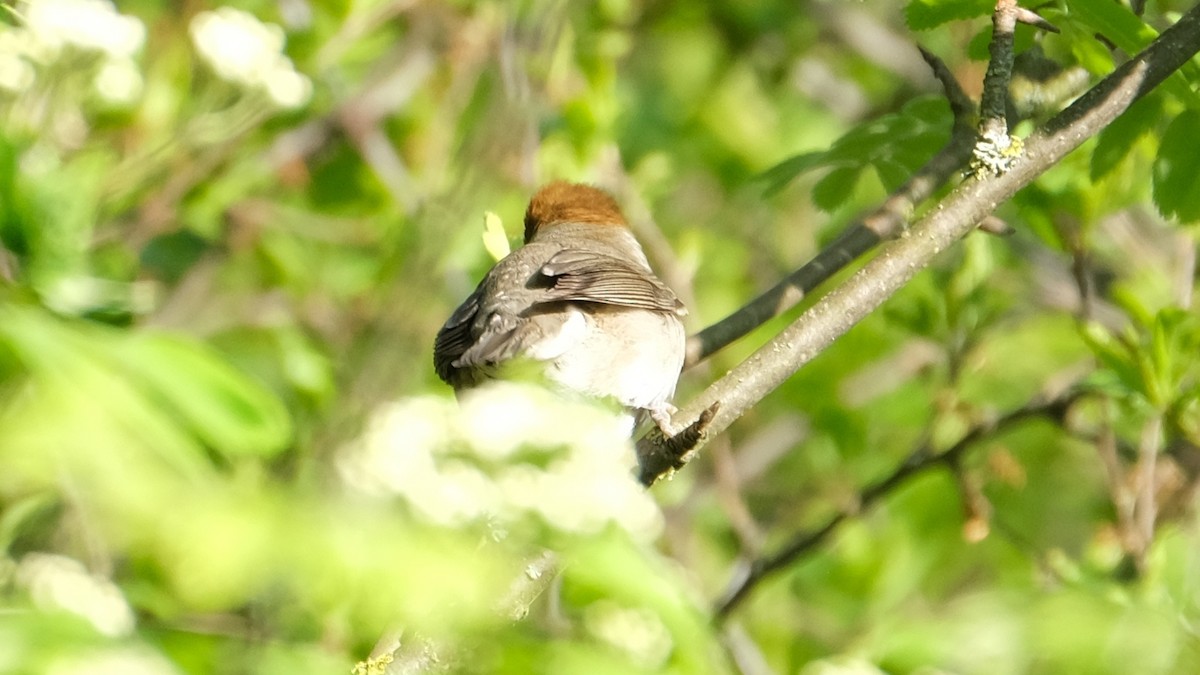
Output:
top-left (433, 245), bottom-right (684, 389)
top-left (539, 250), bottom-right (684, 314)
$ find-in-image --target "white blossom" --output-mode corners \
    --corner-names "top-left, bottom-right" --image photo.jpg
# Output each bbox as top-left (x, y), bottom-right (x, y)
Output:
top-left (262, 64), bottom-right (311, 109)
top-left (94, 57), bottom-right (142, 104)
top-left (0, 50), bottom-right (35, 92)
top-left (188, 8), bottom-right (311, 109)
top-left (23, 0), bottom-right (145, 60)
top-left (338, 382), bottom-right (663, 540)
top-left (0, 0), bottom-right (145, 102)
top-left (584, 601), bottom-right (674, 669)
top-left (17, 553), bottom-right (135, 637)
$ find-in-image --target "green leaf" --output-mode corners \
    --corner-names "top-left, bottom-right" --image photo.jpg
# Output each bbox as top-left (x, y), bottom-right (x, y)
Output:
top-left (7, 151), bottom-right (114, 310)
top-left (902, 95), bottom-right (955, 123)
top-left (0, 492), bottom-right (58, 553)
top-left (108, 333), bottom-right (293, 458)
top-left (873, 158), bottom-right (913, 192)
top-left (763, 96), bottom-right (950, 201)
top-left (1090, 94), bottom-right (1163, 181)
top-left (905, 0), bottom-right (993, 31)
top-left (1064, 0), bottom-right (1157, 56)
top-left (1079, 322), bottom-right (1142, 399)
top-left (0, 134), bottom-right (22, 256)
top-left (1149, 309), bottom-right (1200, 408)
top-left (1147, 313), bottom-right (1172, 407)
top-left (968, 24), bottom-right (1039, 62)
top-left (759, 152), bottom-right (830, 196)
top-left (0, 304), bottom-right (214, 479)
top-left (947, 233), bottom-right (995, 304)
top-left (1064, 0), bottom-right (1200, 106)
top-left (812, 165), bottom-right (863, 212)
top-left (1060, 23), bottom-right (1117, 74)
top-left (1152, 110), bottom-right (1200, 223)
top-left (824, 123), bottom-right (892, 164)
top-left (1110, 285), bottom-right (1155, 330)
top-left (481, 211), bottom-right (511, 261)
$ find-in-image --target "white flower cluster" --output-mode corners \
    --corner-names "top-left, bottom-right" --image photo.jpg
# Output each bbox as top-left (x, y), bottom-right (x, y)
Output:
top-left (585, 600), bottom-right (674, 669)
top-left (188, 7), bottom-right (311, 109)
top-left (0, 0), bottom-right (144, 102)
top-left (339, 382), bottom-right (663, 541)
top-left (16, 552), bottom-right (136, 637)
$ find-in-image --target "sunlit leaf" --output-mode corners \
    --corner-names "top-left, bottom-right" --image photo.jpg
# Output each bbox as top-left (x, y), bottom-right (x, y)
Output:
top-left (1079, 321), bottom-right (1142, 399)
top-left (0, 305), bottom-right (214, 481)
top-left (108, 333), bottom-right (293, 458)
top-left (760, 152), bottom-right (829, 196)
top-left (1065, 0), bottom-right (1199, 105)
top-left (904, 0), bottom-right (992, 31)
top-left (1090, 94), bottom-right (1163, 181)
top-left (1152, 110), bottom-right (1200, 223)
top-left (812, 165), bottom-right (863, 212)
top-left (1065, 0), bottom-right (1157, 56)
top-left (0, 134), bottom-right (23, 257)
top-left (482, 211), bottom-right (512, 261)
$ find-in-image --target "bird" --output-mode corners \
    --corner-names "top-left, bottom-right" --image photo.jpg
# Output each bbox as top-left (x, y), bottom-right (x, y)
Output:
top-left (433, 181), bottom-right (686, 435)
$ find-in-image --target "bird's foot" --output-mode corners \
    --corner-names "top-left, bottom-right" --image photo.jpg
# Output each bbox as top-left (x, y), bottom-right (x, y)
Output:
top-left (648, 404), bottom-right (679, 436)
top-left (635, 401), bottom-right (721, 487)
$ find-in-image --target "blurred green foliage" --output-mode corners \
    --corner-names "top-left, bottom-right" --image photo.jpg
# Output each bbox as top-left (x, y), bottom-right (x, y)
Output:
top-left (1, 0), bottom-right (1200, 673)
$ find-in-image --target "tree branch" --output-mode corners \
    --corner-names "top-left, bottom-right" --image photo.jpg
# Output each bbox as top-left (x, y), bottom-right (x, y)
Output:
top-left (683, 49), bottom-right (976, 368)
top-left (713, 385), bottom-right (1083, 618)
top-left (971, 0), bottom-right (1053, 177)
top-left (648, 3), bottom-right (1200, 487)
top-left (1134, 412), bottom-right (1164, 571)
top-left (979, 0), bottom-right (1019, 145)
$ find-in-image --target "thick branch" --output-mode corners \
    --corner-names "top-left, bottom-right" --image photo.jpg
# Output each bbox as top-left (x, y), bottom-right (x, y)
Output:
top-left (654, 4), bottom-right (1200, 486)
top-left (683, 50), bottom-right (975, 367)
top-left (713, 387), bottom-right (1082, 618)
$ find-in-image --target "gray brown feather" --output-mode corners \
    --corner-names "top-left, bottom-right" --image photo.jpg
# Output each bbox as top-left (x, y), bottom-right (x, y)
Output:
top-left (433, 241), bottom-right (682, 388)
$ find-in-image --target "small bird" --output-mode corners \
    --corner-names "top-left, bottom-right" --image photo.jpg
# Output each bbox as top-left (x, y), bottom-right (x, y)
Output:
top-left (434, 181), bottom-right (686, 434)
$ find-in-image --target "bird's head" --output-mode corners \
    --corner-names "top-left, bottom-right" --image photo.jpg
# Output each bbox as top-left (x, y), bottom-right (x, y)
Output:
top-left (523, 181), bottom-right (629, 244)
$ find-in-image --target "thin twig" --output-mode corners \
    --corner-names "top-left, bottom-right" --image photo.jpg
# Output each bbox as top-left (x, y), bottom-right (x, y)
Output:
top-left (1014, 7), bottom-right (1059, 33)
top-left (948, 455), bottom-right (993, 543)
top-left (972, 0), bottom-right (1021, 177)
top-left (1173, 230), bottom-right (1195, 308)
top-left (713, 387), bottom-right (1082, 618)
top-left (921, 46), bottom-right (978, 121)
top-left (1095, 405), bottom-right (1136, 545)
top-left (721, 620), bottom-right (778, 675)
top-left (497, 550), bottom-right (560, 621)
top-left (1054, 213), bottom-right (1096, 323)
top-left (710, 435), bottom-right (765, 554)
top-left (981, 0), bottom-right (1018, 137)
top-left (1134, 413), bottom-right (1163, 570)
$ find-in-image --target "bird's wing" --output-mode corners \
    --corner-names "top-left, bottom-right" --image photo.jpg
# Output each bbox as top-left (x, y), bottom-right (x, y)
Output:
top-left (433, 286), bottom-right (484, 385)
top-left (439, 299), bottom-right (577, 384)
top-left (434, 252), bottom-right (578, 384)
top-left (538, 249), bottom-right (685, 314)
top-left (433, 246), bottom-right (684, 387)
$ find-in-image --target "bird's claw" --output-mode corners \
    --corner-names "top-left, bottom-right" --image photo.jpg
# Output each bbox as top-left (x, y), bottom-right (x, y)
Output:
top-left (635, 401), bottom-right (720, 487)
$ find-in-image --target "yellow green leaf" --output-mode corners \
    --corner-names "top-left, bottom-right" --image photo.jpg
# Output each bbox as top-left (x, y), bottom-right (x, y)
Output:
top-left (482, 211), bottom-right (511, 262)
